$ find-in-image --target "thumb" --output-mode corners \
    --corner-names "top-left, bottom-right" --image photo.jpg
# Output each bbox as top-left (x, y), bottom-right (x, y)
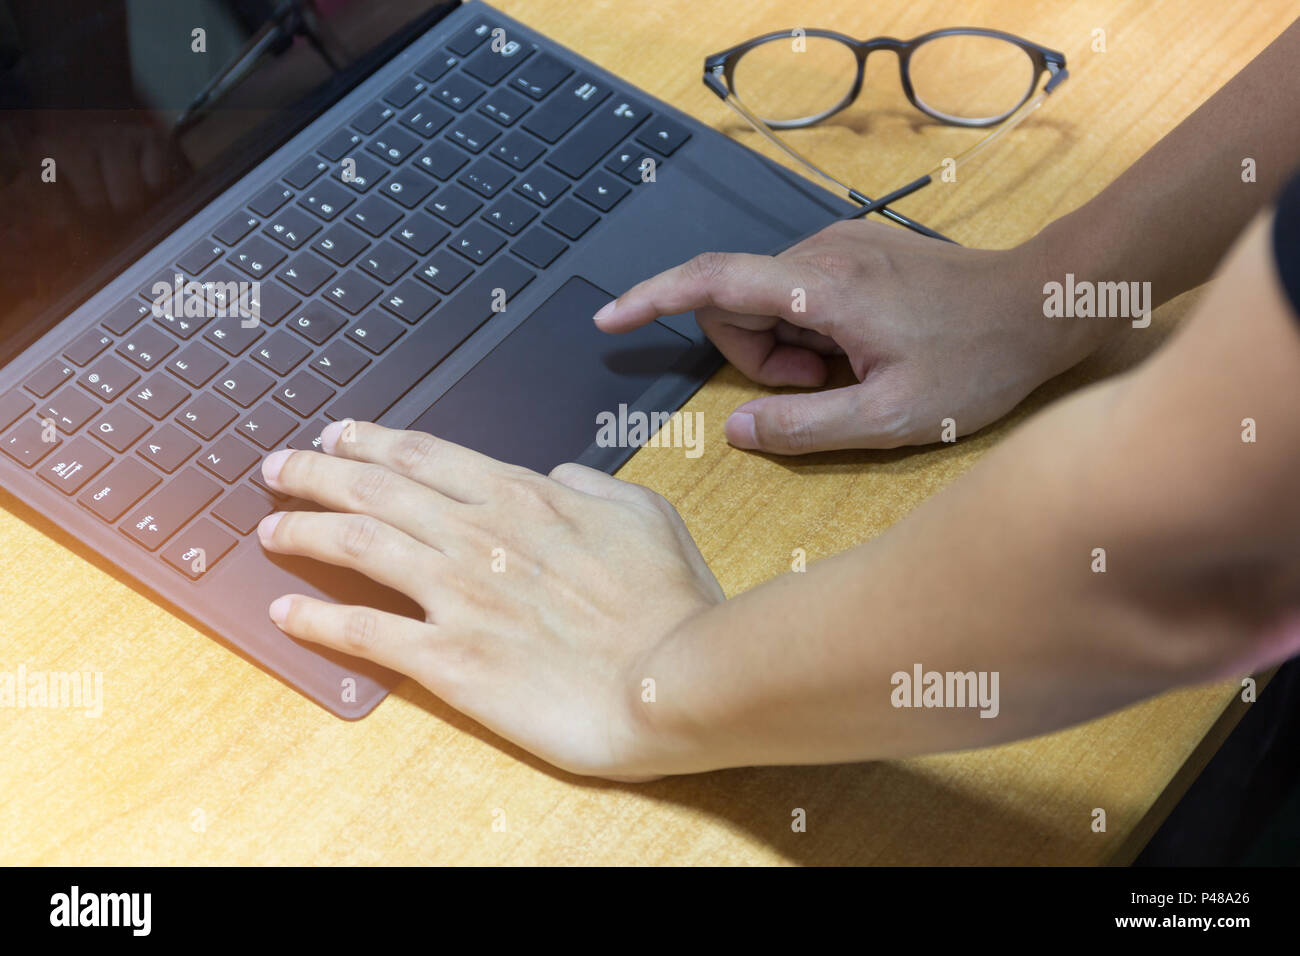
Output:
top-left (726, 384), bottom-right (910, 454)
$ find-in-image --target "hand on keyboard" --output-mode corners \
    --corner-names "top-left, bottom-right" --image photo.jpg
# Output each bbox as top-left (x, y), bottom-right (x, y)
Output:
top-left (255, 419), bottom-right (723, 779)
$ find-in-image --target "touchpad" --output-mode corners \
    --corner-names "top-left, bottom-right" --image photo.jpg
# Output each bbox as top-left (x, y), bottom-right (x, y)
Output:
top-left (408, 277), bottom-right (691, 473)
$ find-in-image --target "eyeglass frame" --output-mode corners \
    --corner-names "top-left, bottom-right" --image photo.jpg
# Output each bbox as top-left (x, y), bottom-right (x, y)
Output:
top-left (702, 27), bottom-right (1069, 243)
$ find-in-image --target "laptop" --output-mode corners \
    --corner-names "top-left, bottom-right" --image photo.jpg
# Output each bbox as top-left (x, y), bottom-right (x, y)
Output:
top-left (0, 0), bottom-right (847, 717)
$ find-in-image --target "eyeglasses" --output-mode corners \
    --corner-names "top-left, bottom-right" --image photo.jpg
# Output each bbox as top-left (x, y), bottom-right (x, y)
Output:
top-left (703, 27), bottom-right (1069, 244)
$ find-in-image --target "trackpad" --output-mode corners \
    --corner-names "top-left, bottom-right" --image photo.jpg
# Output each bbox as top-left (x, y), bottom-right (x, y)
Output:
top-left (408, 277), bottom-right (691, 473)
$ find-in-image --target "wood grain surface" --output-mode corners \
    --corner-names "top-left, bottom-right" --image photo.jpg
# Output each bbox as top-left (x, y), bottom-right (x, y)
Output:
top-left (1, 0), bottom-right (1292, 865)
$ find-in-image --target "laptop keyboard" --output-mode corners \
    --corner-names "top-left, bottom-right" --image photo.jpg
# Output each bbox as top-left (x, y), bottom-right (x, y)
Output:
top-left (0, 14), bottom-right (691, 582)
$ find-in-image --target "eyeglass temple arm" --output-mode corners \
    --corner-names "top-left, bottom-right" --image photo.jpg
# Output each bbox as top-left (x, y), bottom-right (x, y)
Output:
top-left (705, 69), bottom-right (955, 242)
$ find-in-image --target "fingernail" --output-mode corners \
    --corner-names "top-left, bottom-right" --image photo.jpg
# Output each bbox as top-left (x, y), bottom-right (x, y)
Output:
top-left (268, 595), bottom-right (291, 627)
top-left (257, 511), bottom-right (283, 544)
top-left (262, 448), bottom-right (293, 485)
top-left (592, 299), bottom-right (618, 324)
top-left (320, 418), bottom-right (352, 454)
top-left (726, 411), bottom-right (758, 449)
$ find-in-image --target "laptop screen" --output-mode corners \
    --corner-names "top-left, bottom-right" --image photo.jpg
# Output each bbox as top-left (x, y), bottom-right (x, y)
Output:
top-left (0, 0), bottom-right (459, 373)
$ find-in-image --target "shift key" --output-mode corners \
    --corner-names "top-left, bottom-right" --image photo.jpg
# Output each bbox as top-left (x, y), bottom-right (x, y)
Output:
top-left (120, 468), bottom-right (221, 550)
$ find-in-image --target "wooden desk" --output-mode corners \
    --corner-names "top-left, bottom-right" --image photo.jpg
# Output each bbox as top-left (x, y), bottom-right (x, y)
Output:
top-left (2, 0), bottom-right (1292, 865)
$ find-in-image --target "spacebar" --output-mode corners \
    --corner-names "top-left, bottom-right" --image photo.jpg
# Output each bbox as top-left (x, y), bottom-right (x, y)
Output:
top-left (326, 257), bottom-right (537, 423)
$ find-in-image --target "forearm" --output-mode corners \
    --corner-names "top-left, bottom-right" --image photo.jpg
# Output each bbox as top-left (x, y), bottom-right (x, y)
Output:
top-left (1030, 17), bottom-right (1300, 310)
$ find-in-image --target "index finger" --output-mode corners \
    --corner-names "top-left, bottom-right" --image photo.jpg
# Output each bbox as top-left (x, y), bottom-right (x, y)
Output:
top-left (592, 250), bottom-right (808, 333)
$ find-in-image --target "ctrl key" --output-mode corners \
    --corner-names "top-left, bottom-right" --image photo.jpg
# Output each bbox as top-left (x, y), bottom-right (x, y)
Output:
top-left (78, 457), bottom-right (161, 522)
top-left (119, 467), bottom-right (221, 551)
top-left (161, 518), bottom-right (236, 579)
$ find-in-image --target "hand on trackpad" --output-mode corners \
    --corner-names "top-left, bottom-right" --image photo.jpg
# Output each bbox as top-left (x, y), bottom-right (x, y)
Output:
top-left (408, 277), bottom-right (691, 473)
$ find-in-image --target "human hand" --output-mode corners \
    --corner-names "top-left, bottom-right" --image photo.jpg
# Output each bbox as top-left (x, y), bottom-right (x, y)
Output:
top-left (256, 420), bottom-right (722, 780)
top-left (593, 219), bottom-right (1109, 453)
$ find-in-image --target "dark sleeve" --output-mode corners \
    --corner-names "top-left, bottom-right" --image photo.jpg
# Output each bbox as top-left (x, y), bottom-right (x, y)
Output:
top-left (1272, 167), bottom-right (1300, 319)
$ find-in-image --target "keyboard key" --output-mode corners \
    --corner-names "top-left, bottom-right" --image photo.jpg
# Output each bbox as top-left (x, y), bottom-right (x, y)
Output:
top-left (90, 404), bottom-right (151, 452)
top-left (1, 418), bottom-right (60, 466)
top-left (176, 240), bottom-right (225, 275)
top-left (380, 166), bottom-right (437, 208)
top-left (63, 328), bottom-right (114, 366)
top-left (447, 19), bottom-right (496, 56)
top-left (161, 518), bottom-right (237, 579)
top-left (478, 88), bottom-right (531, 126)
top-left (235, 402), bottom-right (297, 450)
top-left (511, 226), bottom-right (567, 269)
top-left (288, 419), bottom-right (330, 452)
top-left (263, 206), bottom-right (322, 249)
top-left (79, 457), bottom-right (160, 521)
top-left (117, 325), bottom-right (176, 370)
top-left (168, 342), bottom-right (227, 387)
top-left (636, 114), bottom-right (692, 156)
top-left (248, 183), bottom-right (294, 218)
top-left (311, 340), bottom-right (371, 386)
top-left (199, 433), bottom-right (260, 482)
top-left (128, 374), bottom-right (189, 419)
top-left (0, 390), bottom-right (34, 431)
top-left (139, 424), bottom-right (200, 472)
top-left (514, 166), bottom-right (568, 208)
top-left (229, 235), bottom-right (287, 279)
top-left (274, 370), bottom-right (335, 416)
top-left (415, 141), bottom-right (469, 180)
top-left (213, 211), bottom-right (260, 246)
top-left (24, 359), bottom-right (75, 398)
top-left (79, 355), bottom-right (139, 402)
top-left (391, 212), bottom-right (450, 255)
top-left (350, 100), bottom-right (396, 135)
top-left (346, 195), bottom-right (403, 238)
top-left (317, 127), bottom-right (364, 161)
top-left (322, 271), bottom-right (382, 315)
top-left (246, 281), bottom-right (300, 327)
top-left (414, 52), bottom-right (458, 83)
top-left (277, 252), bottom-right (337, 295)
top-left (300, 179), bottom-right (355, 221)
top-left (282, 155), bottom-right (329, 190)
top-left (543, 198), bottom-right (601, 240)
top-left (287, 301), bottom-right (348, 345)
top-left (400, 100), bottom-right (455, 138)
top-left (510, 52), bottom-right (572, 100)
top-left (490, 130), bottom-right (544, 171)
top-left (213, 485), bottom-right (275, 535)
top-left (203, 316), bottom-right (266, 356)
top-left (449, 221), bottom-right (506, 264)
top-left (314, 221), bottom-right (371, 265)
top-left (379, 279), bottom-right (439, 324)
top-left (251, 330), bottom-right (312, 375)
top-left (39, 436), bottom-right (112, 493)
top-left (336, 151), bottom-right (388, 193)
top-left (120, 469), bottom-right (221, 550)
top-left (464, 40), bottom-right (532, 87)
top-left (619, 151), bottom-right (660, 184)
top-left (426, 185), bottom-right (481, 226)
top-left (40, 388), bottom-right (100, 433)
top-left (457, 156), bottom-right (514, 199)
top-left (102, 299), bottom-right (151, 336)
top-left (547, 96), bottom-right (649, 179)
top-left (416, 250), bottom-right (473, 294)
top-left (483, 193), bottom-right (538, 235)
top-left (326, 256), bottom-right (535, 422)
top-left (176, 393), bottom-right (237, 440)
top-left (383, 75), bottom-right (428, 108)
top-left (575, 171), bottom-right (630, 211)
top-left (152, 301), bottom-right (210, 340)
top-left (522, 74), bottom-right (608, 143)
top-left (447, 113), bottom-right (501, 153)
top-left (138, 267), bottom-right (178, 305)
top-left (367, 125), bottom-right (421, 165)
top-left (431, 73), bottom-right (486, 111)
top-left (347, 310), bottom-right (405, 354)
top-left (215, 361), bottom-right (274, 408)
top-left (358, 240), bottom-right (416, 284)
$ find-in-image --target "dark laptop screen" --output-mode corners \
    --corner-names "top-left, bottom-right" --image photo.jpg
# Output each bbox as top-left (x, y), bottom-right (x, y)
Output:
top-left (0, 0), bottom-right (458, 372)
